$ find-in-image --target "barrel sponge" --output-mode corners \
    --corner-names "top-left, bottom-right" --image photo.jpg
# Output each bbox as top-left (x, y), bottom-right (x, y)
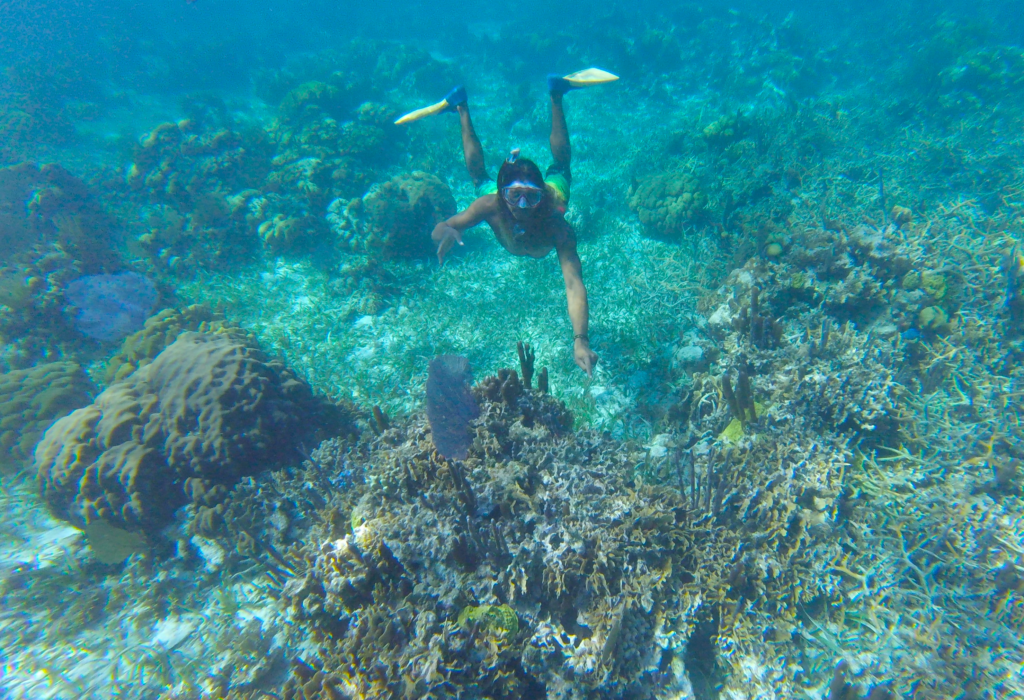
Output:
top-left (36, 331), bottom-right (347, 532)
top-left (0, 361), bottom-right (96, 472)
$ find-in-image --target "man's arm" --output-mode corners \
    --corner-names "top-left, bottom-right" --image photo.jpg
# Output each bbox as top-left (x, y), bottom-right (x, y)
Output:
top-left (431, 195), bottom-right (497, 264)
top-left (556, 232), bottom-right (598, 376)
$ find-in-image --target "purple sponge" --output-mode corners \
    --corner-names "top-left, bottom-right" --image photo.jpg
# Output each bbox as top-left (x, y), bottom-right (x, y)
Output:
top-left (65, 272), bottom-right (157, 342)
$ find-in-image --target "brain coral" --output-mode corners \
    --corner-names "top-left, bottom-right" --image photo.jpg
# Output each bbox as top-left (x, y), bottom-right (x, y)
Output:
top-left (0, 362), bottom-right (95, 472)
top-left (103, 305), bottom-right (227, 384)
top-left (328, 171), bottom-right (456, 259)
top-left (628, 170), bottom-right (708, 241)
top-left (36, 332), bottom-right (349, 532)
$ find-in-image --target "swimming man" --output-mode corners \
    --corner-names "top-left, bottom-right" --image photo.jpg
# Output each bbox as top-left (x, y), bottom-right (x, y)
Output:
top-left (396, 69), bottom-right (617, 377)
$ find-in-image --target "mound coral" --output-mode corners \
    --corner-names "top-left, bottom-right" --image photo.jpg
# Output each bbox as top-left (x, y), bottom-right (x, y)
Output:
top-left (103, 305), bottom-right (228, 384)
top-left (35, 332), bottom-right (350, 533)
top-left (0, 362), bottom-right (95, 472)
top-left (329, 171), bottom-right (456, 259)
top-left (702, 112), bottom-right (751, 150)
top-left (628, 170), bottom-right (708, 241)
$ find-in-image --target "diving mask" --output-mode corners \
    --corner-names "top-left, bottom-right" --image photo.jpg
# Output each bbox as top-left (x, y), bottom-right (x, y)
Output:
top-left (502, 180), bottom-right (544, 209)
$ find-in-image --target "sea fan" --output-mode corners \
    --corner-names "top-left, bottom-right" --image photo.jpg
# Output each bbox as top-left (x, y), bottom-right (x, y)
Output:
top-left (426, 354), bottom-right (479, 460)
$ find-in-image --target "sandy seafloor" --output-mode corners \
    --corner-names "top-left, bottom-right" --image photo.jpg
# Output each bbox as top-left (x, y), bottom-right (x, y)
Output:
top-left (2, 1), bottom-right (1024, 698)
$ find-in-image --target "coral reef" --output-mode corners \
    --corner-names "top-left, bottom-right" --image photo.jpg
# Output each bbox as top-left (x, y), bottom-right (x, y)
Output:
top-left (254, 39), bottom-right (456, 114)
top-left (940, 45), bottom-right (1024, 105)
top-left (5, 8), bottom-right (1024, 700)
top-left (0, 161), bottom-right (123, 368)
top-left (329, 171), bottom-right (456, 259)
top-left (268, 383), bottom-right (702, 698)
top-left (35, 331), bottom-right (352, 533)
top-left (651, 196), bottom-right (1024, 695)
top-left (165, 340), bottom-right (888, 699)
top-left (128, 119), bottom-right (273, 273)
top-left (0, 361), bottom-right (95, 472)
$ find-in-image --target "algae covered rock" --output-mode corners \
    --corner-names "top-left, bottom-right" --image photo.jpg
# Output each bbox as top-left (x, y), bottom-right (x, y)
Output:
top-left (36, 332), bottom-right (351, 533)
top-left (329, 171), bottom-right (456, 259)
top-left (0, 361), bottom-right (95, 472)
top-left (628, 170), bottom-right (708, 241)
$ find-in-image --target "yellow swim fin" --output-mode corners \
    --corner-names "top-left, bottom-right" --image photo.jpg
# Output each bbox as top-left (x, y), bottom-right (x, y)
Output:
top-left (562, 68), bottom-right (619, 87)
top-left (395, 99), bottom-right (451, 125)
top-left (395, 85), bottom-right (467, 125)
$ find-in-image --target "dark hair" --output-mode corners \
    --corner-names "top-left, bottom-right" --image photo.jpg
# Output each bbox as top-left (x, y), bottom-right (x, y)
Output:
top-left (497, 156), bottom-right (545, 192)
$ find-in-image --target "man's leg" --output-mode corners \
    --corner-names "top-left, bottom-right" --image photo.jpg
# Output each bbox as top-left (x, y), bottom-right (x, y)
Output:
top-left (457, 104), bottom-right (489, 188)
top-left (549, 93), bottom-right (571, 180)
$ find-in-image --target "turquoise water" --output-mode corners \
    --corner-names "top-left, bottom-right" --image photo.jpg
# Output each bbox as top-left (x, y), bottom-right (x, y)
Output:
top-left (1, 2), bottom-right (1023, 698)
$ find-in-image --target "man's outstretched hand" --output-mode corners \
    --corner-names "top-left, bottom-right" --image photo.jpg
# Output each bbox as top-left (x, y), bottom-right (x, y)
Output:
top-left (432, 223), bottom-right (463, 264)
top-left (574, 338), bottom-right (598, 377)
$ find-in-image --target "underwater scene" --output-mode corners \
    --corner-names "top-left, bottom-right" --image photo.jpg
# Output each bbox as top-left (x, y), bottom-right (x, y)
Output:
top-left (1, 0), bottom-right (1023, 697)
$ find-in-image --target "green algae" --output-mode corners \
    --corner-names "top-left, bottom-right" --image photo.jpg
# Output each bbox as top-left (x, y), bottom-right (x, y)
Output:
top-left (457, 604), bottom-right (519, 637)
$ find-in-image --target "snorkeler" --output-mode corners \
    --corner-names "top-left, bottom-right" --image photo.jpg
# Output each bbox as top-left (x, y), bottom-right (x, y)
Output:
top-left (396, 69), bottom-right (618, 377)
